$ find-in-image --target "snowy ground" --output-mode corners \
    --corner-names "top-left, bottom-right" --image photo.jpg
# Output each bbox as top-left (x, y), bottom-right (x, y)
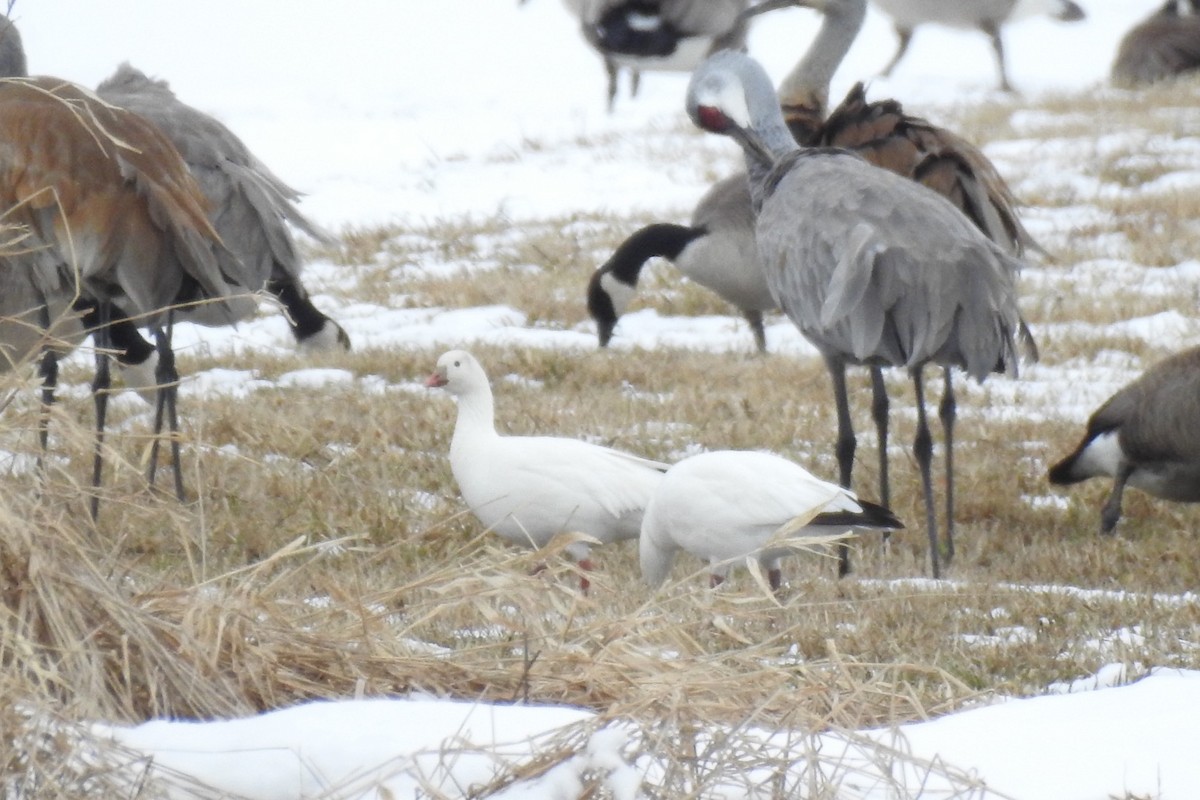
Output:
top-left (10, 0), bottom-right (1200, 797)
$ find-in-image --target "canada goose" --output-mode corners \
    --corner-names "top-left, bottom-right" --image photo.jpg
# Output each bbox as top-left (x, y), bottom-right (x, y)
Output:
top-left (1111, 0), bottom-right (1200, 87)
top-left (1048, 346), bottom-right (1200, 534)
top-left (686, 50), bottom-right (1036, 578)
top-left (586, 172), bottom-right (775, 352)
top-left (565, 0), bottom-right (750, 108)
top-left (95, 63), bottom-right (350, 353)
top-left (426, 349), bottom-right (668, 590)
top-left (870, 0), bottom-right (1086, 91)
top-left (640, 449), bottom-right (902, 590)
top-left (0, 18), bottom-right (231, 515)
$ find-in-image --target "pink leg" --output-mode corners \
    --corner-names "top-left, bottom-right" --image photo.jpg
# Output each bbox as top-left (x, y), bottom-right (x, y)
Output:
top-left (578, 558), bottom-right (595, 593)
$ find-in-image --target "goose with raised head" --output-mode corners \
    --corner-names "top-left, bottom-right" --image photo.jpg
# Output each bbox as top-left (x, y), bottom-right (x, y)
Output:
top-left (741, 0), bottom-right (1043, 577)
top-left (587, 172), bottom-right (774, 352)
top-left (426, 349), bottom-right (668, 590)
top-left (869, 0), bottom-right (1086, 91)
top-left (96, 63), bottom-right (350, 354)
top-left (1048, 346), bottom-right (1200, 534)
top-left (1111, 0), bottom-right (1200, 87)
top-left (640, 449), bottom-right (902, 590)
top-left (562, 0), bottom-right (750, 108)
top-left (686, 50), bottom-right (1036, 578)
top-left (0, 23), bottom-right (233, 515)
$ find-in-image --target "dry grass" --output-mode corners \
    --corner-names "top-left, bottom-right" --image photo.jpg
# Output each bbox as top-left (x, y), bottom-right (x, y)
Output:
top-left (4, 78), bottom-right (1200, 797)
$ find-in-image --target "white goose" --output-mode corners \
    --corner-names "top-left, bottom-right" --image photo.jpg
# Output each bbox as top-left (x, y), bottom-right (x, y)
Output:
top-left (640, 450), bottom-right (902, 591)
top-left (426, 349), bottom-right (668, 589)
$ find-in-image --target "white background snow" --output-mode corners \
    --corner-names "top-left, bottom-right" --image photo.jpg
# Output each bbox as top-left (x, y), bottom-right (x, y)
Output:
top-left (11, 0), bottom-right (1200, 797)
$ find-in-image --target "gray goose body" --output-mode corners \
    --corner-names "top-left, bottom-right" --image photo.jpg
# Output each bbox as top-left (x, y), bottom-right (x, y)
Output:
top-left (1111, 0), bottom-right (1200, 87)
top-left (587, 172), bottom-right (775, 351)
top-left (686, 50), bottom-right (1035, 577)
top-left (96, 63), bottom-right (349, 352)
top-left (870, 0), bottom-right (1086, 91)
top-left (1049, 346), bottom-right (1200, 534)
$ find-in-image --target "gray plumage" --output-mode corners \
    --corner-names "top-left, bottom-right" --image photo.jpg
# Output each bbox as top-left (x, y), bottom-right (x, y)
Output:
top-left (587, 172), bottom-right (775, 351)
top-left (871, 0), bottom-right (1086, 91)
top-left (686, 50), bottom-right (1036, 578)
top-left (1049, 346), bottom-right (1200, 534)
top-left (96, 63), bottom-right (349, 351)
top-left (1111, 0), bottom-right (1200, 87)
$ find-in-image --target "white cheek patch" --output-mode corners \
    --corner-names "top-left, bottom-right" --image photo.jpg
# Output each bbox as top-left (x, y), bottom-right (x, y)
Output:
top-left (1074, 430), bottom-right (1125, 479)
top-left (600, 272), bottom-right (636, 316)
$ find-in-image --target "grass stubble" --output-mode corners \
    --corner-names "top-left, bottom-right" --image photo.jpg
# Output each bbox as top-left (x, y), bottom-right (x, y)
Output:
top-left (3, 79), bottom-right (1200, 798)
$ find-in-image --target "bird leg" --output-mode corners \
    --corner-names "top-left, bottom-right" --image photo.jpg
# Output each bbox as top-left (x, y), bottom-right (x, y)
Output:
top-left (709, 573), bottom-right (725, 589)
top-left (744, 309), bottom-right (767, 354)
top-left (89, 303), bottom-right (113, 521)
top-left (577, 557), bottom-right (595, 593)
top-left (146, 315), bottom-right (186, 503)
top-left (827, 358), bottom-right (855, 577)
top-left (879, 26), bottom-right (914, 77)
top-left (604, 57), bottom-right (620, 111)
top-left (768, 567), bottom-right (783, 593)
top-left (870, 365), bottom-right (891, 510)
top-left (35, 301), bottom-right (57, 465)
top-left (983, 22), bottom-right (1015, 92)
top-left (938, 366), bottom-right (956, 565)
top-left (912, 367), bottom-right (941, 578)
top-left (1100, 463), bottom-right (1134, 536)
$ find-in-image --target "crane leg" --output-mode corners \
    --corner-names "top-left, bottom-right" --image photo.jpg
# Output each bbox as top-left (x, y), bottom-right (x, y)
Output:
top-left (147, 314), bottom-right (185, 503)
top-left (604, 57), bottom-right (619, 111)
top-left (983, 23), bottom-right (1014, 92)
top-left (743, 309), bottom-right (767, 354)
top-left (879, 26), bottom-right (913, 77)
top-left (827, 358), bottom-right (854, 577)
top-left (36, 301), bottom-right (57, 464)
top-left (912, 367), bottom-right (941, 579)
top-left (870, 365), bottom-right (890, 508)
top-left (89, 302), bottom-right (112, 521)
top-left (938, 367), bottom-right (956, 565)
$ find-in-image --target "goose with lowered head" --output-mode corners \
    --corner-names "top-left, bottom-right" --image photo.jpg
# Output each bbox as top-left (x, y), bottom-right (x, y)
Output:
top-left (1048, 346), bottom-right (1200, 534)
top-left (640, 449), bottom-right (902, 591)
top-left (426, 349), bottom-right (668, 589)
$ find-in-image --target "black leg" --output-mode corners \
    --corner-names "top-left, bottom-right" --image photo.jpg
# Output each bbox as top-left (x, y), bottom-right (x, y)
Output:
top-left (984, 22), bottom-right (1014, 92)
top-left (826, 356), bottom-right (854, 577)
top-left (604, 57), bottom-right (619, 111)
top-left (880, 26), bottom-right (913, 77)
top-left (938, 367), bottom-right (956, 566)
top-left (912, 367), bottom-right (941, 579)
top-left (89, 303), bottom-right (113, 521)
top-left (1100, 463), bottom-right (1133, 536)
top-left (147, 315), bottom-right (185, 503)
top-left (744, 310), bottom-right (767, 354)
top-left (870, 366), bottom-right (890, 509)
top-left (36, 301), bottom-right (57, 465)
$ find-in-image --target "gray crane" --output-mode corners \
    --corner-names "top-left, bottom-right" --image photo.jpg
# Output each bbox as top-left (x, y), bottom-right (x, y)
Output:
top-left (587, 172), bottom-right (775, 352)
top-left (96, 63), bottom-right (350, 354)
top-left (1111, 0), bottom-right (1200, 87)
top-left (869, 0), bottom-right (1086, 92)
top-left (0, 70), bottom-right (232, 516)
top-left (1049, 346), bottom-right (1200, 534)
top-left (546, 0), bottom-right (751, 109)
top-left (686, 50), bottom-right (1037, 577)
top-left (742, 0), bottom-right (1041, 575)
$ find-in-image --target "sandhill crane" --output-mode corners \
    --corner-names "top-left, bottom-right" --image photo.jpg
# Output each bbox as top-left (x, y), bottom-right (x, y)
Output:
top-left (738, 0), bottom-right (1041, 575)
top-left (870, 0), bottom-right (1086, 92)
top-left (686, 50), bottom-right (1036, 578)
top-left (586, 172), bottom-right (775, 352)
top-left (1, 19), bottom-right (232, 515)
top-left (1111, 0), bottom-right (1200, 87)
top-left (550, 0), bottom-right (750, 108)
top-left (426, 349), bottom-right (668, 591)
top-left (640, 449), bottom-right (901, 590)
top-left (1048, 346), bottom-right (1200, 534)
top-left (96, 63), bottom-right (349, 353)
